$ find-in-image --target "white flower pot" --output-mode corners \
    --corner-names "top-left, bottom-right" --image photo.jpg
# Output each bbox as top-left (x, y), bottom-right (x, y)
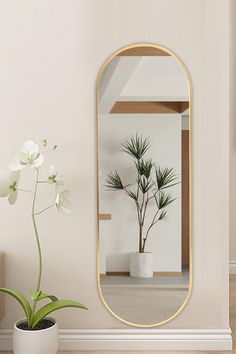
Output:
top-left (130, 252), bottom-right (153, 278)
top-left (13, 317), bottom-right (58, 354)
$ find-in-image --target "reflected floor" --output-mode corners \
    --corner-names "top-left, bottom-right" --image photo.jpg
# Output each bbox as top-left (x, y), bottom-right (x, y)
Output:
top-left (100, 269), bottom-right (189, 325)
top-left (101, 268), bottom-right (189, 288)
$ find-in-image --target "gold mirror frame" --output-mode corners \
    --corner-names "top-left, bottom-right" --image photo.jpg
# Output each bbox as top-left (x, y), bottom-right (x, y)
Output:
top-left (96, 43), bottom-right (192, 327)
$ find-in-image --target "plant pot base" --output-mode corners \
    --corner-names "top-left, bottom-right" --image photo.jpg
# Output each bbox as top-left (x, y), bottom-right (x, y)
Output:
top-left (13, 317), bottom-right (58, 354)
top-left (130, 252), bottom-right (153, 278)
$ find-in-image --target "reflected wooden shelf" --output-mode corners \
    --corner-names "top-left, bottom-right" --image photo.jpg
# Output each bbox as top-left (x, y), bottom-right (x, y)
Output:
top-left (99, 214), bottom-right (112, 221)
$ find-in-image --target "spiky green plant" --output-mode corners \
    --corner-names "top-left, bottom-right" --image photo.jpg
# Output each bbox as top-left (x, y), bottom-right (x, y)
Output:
top-left (105, 134), bottom-right (178, 253)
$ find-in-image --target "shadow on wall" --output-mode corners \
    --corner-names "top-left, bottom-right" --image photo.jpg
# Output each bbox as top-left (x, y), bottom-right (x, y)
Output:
top-left (107, 253), bottom-right (131, 272)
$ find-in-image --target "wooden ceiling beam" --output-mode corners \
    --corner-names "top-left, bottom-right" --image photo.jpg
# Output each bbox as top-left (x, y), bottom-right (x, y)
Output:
top-left (117, 46), bottom-right (170, 56)
top-left (110, 101), bottom-right (189, 114)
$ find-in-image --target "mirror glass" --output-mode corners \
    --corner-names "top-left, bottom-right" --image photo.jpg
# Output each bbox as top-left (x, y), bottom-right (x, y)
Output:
top-left (97, 45), bottom-right (191, 326)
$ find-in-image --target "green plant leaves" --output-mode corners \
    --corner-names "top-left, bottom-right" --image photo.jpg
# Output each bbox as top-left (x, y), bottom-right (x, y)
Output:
top-left (139, 176), bottom-right (155, 194)
top-left (159, 209), bottom-right (167, 220)
top-left (135, 158), bottom-right (153, 179)
top-left (0, 288), bottom-right (32, 324)
top-left (126, 190), bottom-right (138, 201)
top-left (30, 290), bottom-right (41, 301)
top-left (31, 300), bottom-right (88, 328)
top-left (105, 171), bottom-right (124, 190)
top-left (37, 293), bottom-right (58, 302)
top-left (155, 167), bottom-right (179, 190)
top-left (0, 289), bottom-right (87, 329)
top-left (104, 134), bottom-right (179, 254)
top-left (155, 191), bottom-right (175, 209)
top-left (122, 134), bottom-right (150, 160)
top-left (30, 290), bottom-right (58, 302)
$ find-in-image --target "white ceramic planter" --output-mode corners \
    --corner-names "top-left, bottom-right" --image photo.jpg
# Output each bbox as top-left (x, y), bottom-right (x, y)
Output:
top-left (13, 317), bottom-right (58, 354)
top-left (130, 252), bottom-right (153, 278)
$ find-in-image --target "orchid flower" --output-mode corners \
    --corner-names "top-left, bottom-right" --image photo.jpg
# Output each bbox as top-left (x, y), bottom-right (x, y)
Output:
top-left (48, 165), bottom-right (64, 185)
top-left (0, 170), bottom-right (21, 204)
top-left (56, 190), bottom-right (71, 213)
top-left (9, 140), bottom-right (44, 171)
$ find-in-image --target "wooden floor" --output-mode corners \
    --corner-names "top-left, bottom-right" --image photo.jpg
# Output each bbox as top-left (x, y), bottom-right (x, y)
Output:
top-left (1, 276), bottom-right (236, 354)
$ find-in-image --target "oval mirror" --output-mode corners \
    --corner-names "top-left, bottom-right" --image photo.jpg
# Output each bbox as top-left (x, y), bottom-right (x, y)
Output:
top-left (97, 44), bottom-right (192, 327)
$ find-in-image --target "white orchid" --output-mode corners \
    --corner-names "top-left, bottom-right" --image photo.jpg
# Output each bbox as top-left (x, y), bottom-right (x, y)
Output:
top-left (56, 190), bottom-right (71, 213)
top-left (10, 140), bottom-right (44, 171)
top-left (0, 170), bottom-right (21, 204)
top-left (48, 165), bottom-right (64, 185)
top-left (0, 139), bottom-right (87, 329)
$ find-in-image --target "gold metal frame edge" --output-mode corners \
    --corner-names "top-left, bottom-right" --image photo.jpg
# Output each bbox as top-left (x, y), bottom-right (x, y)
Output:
top-left (96, 42), bottom-right (193, 328)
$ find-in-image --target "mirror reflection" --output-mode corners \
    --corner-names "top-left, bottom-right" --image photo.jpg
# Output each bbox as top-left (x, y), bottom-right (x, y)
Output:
top-left (97, 45), bottom-right (191, 326)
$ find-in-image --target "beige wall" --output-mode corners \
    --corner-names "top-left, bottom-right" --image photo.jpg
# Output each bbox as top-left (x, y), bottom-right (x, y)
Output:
top-left (230, 0), bottom-right (236, 262)
top-left (0, 0), bottom-right (230, 331)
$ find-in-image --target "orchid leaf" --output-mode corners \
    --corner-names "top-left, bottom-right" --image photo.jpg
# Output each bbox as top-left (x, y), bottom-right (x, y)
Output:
top-left (32, 300), bottom-right (88, 328)
top-left (0, 287), bottom-right (32, 324)
top-left (37, 292), bottom-right (58, 302)
top-left (30, 290), bottom-right (42, 301)
top-left (30, 290), bottom-right (58, 302)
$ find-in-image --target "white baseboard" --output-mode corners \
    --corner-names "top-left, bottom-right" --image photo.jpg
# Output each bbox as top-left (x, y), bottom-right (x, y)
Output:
top-left (0, 328), bottom-right (232, 351)
top-left (230, 261), bottom-right (236, 274)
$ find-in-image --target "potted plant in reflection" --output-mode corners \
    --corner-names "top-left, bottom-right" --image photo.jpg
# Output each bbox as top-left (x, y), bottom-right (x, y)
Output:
top-left (105, 134), bottom-right (178, 278)
top-left (0, 139), bottom-right (88, 354)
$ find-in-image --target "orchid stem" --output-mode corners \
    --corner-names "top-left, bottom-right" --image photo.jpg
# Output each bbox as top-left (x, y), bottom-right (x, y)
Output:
top-left (30, 168), bottom-right (42, 326)
top-left (17, 188), bottom-right (34, 194)
top-left (34, 204), bottom-right (55, 216)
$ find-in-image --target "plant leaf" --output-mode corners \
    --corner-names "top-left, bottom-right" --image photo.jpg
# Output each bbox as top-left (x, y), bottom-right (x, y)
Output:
top-left (126, 190), bottom-right (138, 201)
top-left (0, 287), bottom-right (32, 324)
top-left (122, 133), bottom-right (150, 160)
top-left (155, 167), bottom-right (179, 190)
top-left (139, 176), bottom-right (155, 194)
top-left (104, 171), bottom-right (124, 190)
top-left (135, 158), bottom-right (153, 179)
top-left (160, 182), bottom-right (180, 190)
top-left (30, 290), bottom-right (58, 302)
top-left (37, 293), bottom-right (58, 302)
top-left (159, 209), bottom-right (167, 220)
top-left (155, 191), bottom-right (175, 209)
top-left (31, 300), bottom-right (88, 328)
top-left (30, 290), bottom-right (42, 301)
